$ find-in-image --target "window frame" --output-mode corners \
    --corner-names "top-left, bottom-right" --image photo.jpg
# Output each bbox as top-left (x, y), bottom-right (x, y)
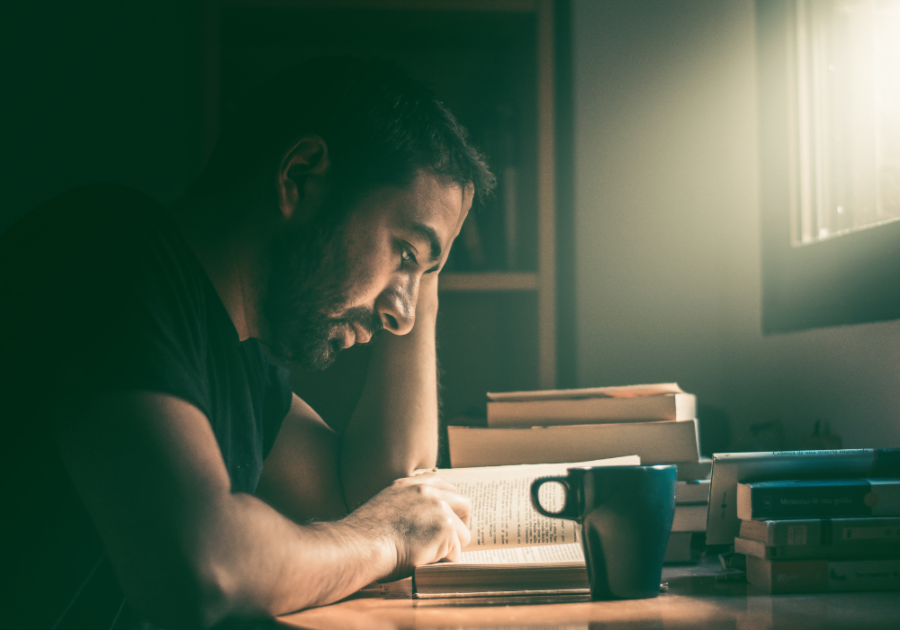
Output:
top-left (758, 0), bottom-right (900, 334)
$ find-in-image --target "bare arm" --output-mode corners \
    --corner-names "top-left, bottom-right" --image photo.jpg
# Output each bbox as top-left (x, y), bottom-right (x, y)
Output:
top-left (339, 272), bottom-right (441, 509)
top-left (256, 394), bottom-right (348, 522)
top-left (56, 391), bottom-right (470, 629)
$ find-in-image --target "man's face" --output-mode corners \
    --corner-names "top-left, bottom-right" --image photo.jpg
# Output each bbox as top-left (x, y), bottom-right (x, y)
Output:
top-left (263, 170), bottom-right (471, 370)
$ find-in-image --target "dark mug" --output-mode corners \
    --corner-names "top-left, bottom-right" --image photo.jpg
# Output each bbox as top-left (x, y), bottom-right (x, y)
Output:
top-left (530, 465), bottom-right (677, 600)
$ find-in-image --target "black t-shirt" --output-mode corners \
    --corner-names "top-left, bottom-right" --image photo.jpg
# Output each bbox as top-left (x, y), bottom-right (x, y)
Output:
top-left (0, 185), bottom-right (293, 629)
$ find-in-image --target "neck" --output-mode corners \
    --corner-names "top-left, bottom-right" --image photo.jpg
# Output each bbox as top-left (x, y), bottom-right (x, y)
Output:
top-left (169, 189), bottom-right (267, 342)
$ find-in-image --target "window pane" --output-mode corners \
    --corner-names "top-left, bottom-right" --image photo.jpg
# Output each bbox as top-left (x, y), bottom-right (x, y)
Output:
top-left (790, 0), bottom-right (900, 246)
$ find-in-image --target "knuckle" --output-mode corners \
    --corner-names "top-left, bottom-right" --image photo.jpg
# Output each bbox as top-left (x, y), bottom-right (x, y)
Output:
top-left (414, 484), bottom-right (435, 498)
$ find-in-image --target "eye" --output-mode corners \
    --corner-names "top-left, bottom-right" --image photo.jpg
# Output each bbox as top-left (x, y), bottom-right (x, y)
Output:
top-left (400, 246), bottom-right (417, 267)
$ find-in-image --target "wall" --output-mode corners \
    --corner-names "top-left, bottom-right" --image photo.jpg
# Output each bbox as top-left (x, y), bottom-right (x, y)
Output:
top-left (1, 1), bottom-right (204, 233)
top-left (571, 0), bottom-right (900, 450)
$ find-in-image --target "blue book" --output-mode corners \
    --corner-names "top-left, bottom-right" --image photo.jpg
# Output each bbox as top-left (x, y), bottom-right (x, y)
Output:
top-left (707, 449), bottom-right (900, 544)
top-left (737, 478), bottom-right (900, 520)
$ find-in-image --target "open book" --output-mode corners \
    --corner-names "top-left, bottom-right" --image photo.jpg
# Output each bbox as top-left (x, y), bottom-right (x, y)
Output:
top-left (410, 455), bottom-right (641, 597)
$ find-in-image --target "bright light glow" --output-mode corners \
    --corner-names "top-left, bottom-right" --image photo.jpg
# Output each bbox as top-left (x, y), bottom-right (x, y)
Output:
top-left (790, 0), bottom-right (900, 246)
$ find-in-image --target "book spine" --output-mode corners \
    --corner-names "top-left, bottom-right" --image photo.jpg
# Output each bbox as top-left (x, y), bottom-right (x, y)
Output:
top-left (713, 448), bottom-right (899, 473)
top-left (748, 556), bottom-right (900, 594)
top-left (671, 505), bottom-right (708, 532)
top-left (740, 480), bottom-right (900, 520)
top-left (761, 517), bottom-right (900, 547)
top-left (448, 420), bottom-right (700, 468)
top-left (675, 480), bottom-right (711, 504)
top-left (486, 396), bottom-right (684, 426)
top-left (735, 536), bottom-right (900, 561)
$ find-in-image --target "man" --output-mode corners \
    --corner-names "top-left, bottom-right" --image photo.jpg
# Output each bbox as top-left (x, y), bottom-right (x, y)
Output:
top-left (1, 58), bottom-right (495, 629)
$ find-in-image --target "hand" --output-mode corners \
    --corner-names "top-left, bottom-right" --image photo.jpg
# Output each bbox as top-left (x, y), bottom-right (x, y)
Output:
top-left (416, 270), bottom-right (440, 320)
top-left (346, 474), bottom-right (472, 581)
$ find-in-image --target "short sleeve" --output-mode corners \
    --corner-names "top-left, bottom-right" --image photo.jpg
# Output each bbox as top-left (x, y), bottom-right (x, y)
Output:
top-left (20, 187), bottom-right (215, 424)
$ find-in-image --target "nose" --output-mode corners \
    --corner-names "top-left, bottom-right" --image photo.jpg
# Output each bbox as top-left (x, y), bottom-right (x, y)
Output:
top-left (376, 277), bottom-right (417, 336)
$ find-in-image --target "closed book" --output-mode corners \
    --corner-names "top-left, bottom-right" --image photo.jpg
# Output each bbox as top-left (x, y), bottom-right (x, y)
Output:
top-left (676, 479), bottom-right (710, 504)
top-left (487, 383), bottom-right (685, 402)
top-left (736, 478), bottom-right (900, 521)
top-left (706, 449), bottom-right (900, 545)
top-left (447, 419), bottom-right (700, 468)
top-left (745, 555), bottom-right (900, 593)
top-left (486, 394), bottom-right (696, 427)
top-left (739, 517), bottom-right (900, 547)
top-left (677, 457), bottom-right (712, 481)
top-left (735, 536), bottom-right (900, 561)
top-left (672, 504), bottom-right (708, 532)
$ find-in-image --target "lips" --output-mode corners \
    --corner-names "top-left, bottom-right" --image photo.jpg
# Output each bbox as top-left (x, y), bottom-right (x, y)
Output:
top-left (352, 323), bottom-right (373, 345)
top-left (340, 325), bottom-right (356, 349)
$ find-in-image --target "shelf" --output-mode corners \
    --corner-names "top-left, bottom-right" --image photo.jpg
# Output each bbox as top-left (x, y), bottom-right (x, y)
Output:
top-left (439, 272), bottom-right (539, 292)
top-left (222, 0), bottom-right (538, 12)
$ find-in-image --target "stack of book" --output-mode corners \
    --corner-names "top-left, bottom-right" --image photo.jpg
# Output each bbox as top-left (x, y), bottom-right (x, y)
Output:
top-left (669, 467), bottom-right (711, 563)
top-left (446, 383), bottom-right (708, 563)
top-left (735, 476), bottom-right (900, 593)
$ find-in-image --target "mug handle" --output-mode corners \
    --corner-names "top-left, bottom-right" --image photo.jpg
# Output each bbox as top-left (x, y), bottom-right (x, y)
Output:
top-left (530, 476), bottom-right (581, 520)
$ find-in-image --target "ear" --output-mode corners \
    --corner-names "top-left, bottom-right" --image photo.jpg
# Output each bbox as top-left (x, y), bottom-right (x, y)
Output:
top-left (276, 135), bottom-right (330, 223)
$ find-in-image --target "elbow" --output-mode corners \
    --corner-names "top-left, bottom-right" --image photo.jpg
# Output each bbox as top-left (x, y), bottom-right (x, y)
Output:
top-left (124, 551), bottom-right (267, 630)
top-left (178, 564), bottom-right (246, 630)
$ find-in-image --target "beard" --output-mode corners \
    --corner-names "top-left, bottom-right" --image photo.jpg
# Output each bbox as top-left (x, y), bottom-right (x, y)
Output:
top-left (261, 210), bottom-right (382, 371)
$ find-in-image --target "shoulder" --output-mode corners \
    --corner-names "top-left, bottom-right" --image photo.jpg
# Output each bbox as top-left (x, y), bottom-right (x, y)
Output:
top-left (1, 184), bottom-right (178, 298)
top-left (1, 184), bottom-right (214, 386)
top-left (3, 184), bottom-right (162, 247)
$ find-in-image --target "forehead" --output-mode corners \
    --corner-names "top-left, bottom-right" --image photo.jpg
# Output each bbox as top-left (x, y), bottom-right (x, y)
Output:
top-left (353, 171), bottom-right (467, 237)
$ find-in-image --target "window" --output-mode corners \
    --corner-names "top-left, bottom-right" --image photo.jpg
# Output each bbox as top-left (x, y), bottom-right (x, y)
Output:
top-left (758, 0), bottom-right (900, 333)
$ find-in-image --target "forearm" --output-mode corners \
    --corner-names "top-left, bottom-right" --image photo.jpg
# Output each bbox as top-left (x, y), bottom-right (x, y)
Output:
top-left (340, 279), bottom-right (440, 509)
top-left (56, 392), bottom-right (394, 628)
top-left (194, 492), bottom-right (392, 622)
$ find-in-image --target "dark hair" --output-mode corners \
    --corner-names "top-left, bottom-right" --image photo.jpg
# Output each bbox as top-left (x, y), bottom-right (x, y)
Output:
top-left (195, 57), bottom-right (495, 214)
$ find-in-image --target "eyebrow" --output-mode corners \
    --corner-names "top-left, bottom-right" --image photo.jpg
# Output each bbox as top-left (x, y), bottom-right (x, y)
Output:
top-left (409, 222), bottom-right (443, 264)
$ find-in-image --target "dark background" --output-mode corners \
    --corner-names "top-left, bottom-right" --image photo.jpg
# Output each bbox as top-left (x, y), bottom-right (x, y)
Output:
top-left (2, 1), bottom-right (205, 233)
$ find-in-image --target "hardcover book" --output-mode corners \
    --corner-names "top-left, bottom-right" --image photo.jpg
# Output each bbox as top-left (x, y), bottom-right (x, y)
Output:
top-left (706, 449), bottom-right (900, 545)
top-left (739, 516), bottom-right (900, 547)
top-left (677, 457), bottom-right (712, 481)
top-left (672, 504), bottom-right (708, 532)
top-left (486, 391), bottom-right (696, 427)
top-left (745, 555), bottom-right (900, 593)
top-left (734, 536), bottom-right (900, 561)
top-left (736, 478), bottom-right (900, 521)
top-left (447, 419), bottom-right (700, 468)
top-left (676, 479), bottom-right (711, 504)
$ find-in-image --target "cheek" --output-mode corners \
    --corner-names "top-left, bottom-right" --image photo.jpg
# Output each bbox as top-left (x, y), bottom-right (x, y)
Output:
top-left (339, 240), bottom-right (395, 306)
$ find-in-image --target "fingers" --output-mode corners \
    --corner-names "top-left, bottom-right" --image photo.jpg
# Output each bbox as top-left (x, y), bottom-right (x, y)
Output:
top-left (443, 526), bottom-right (462, 563)
top-left (399, 475), bottom-right (472, 527)
top-left (440, 500), bottom-right (468, 562)
top-left (402, 472), bottom-right (456, 491)
top-left (439, 489), bottom-right (471, 528)
top-left (443, 500), bottom-right (471, 548)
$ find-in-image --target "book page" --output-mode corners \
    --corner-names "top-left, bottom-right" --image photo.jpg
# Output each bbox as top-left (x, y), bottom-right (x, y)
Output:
top-left (451, 475), bottom-right (578, 551)
top-left (487, 383), bottom-right (683, 402)
top-left (428, 456), bottom-right (639, 552)
top-left (459, 542), bottom-right (584, 565)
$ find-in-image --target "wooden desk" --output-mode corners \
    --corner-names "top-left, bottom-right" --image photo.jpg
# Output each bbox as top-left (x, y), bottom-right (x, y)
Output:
top-left (277, 561), bottom-right (900, 630)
